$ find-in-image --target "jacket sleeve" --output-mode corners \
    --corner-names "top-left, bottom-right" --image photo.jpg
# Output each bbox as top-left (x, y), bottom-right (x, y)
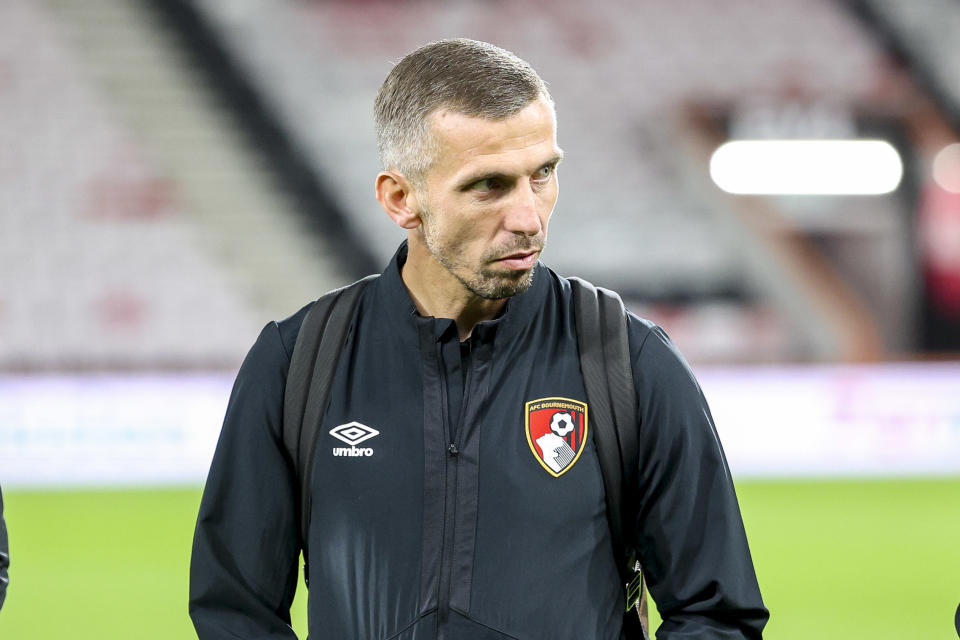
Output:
top-left (189, 322), bottom-right (301, 639)
top-left (0, 484), bottom-right (8, 611)
top-left (629, 322), bottom-right (769, 639)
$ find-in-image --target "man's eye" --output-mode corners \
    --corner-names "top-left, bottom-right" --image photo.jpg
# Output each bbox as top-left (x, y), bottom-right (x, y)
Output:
top-left (534, 165), bottom-right (554, 181)
top-left (471, 178), bottom-right (495, 192)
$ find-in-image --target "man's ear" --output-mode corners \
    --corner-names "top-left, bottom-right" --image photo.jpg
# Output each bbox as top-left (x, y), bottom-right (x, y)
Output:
top-left (376, 171), bottom-right (422, 230)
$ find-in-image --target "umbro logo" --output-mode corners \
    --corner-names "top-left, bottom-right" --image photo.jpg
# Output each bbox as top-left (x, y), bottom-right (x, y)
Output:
top-left (330, 421), bottom-right (379, 457)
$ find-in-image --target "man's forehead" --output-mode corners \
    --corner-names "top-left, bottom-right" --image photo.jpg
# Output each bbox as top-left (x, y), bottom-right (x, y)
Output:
top-left (427, 99), bottom-right (559, 167)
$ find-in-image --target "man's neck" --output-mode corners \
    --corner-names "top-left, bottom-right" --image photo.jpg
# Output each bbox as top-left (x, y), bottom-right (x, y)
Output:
top-left (400, 241), bottom-right (507, 341)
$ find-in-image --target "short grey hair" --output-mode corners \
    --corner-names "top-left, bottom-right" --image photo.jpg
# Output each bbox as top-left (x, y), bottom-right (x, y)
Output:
top-left (374, 38), bottom-right (552, 186)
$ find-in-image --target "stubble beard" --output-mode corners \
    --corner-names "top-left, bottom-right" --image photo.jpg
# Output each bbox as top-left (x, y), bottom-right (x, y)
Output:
top-left (420, 208), bottom-right (542, 301)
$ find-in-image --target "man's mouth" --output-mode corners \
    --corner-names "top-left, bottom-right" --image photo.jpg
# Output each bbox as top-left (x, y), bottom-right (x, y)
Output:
top-left (493, 250), bottom-right (540, 270)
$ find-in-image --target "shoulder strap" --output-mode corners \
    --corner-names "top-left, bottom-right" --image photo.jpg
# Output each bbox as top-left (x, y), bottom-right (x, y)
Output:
top-left (569, 277), bottom-right (649, 639)
top-left (283, 274), bottom-right (378, 571)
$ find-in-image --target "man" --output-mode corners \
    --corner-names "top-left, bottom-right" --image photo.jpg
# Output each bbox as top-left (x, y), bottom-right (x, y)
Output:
top-left (190, 39), bottom-right (768, 639)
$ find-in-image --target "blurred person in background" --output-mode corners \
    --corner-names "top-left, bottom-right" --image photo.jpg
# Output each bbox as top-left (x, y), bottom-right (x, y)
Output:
top-left (0, 484), bottom-right (8, 611)
top-left (190, 39), bottom-right (767, 639)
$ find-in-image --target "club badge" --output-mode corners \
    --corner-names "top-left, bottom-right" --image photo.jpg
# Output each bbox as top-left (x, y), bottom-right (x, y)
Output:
top-left (525, 397), bottom-right (588, 477)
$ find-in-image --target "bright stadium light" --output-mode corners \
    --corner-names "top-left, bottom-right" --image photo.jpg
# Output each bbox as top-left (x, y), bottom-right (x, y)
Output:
top-left (932, 142), bottom-right (960, 193)
top-left (710, 140), bottom-right (903, 195)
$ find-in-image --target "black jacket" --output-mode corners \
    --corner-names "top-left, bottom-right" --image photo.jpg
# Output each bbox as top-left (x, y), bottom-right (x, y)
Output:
top-left (190, 245), bottom-right (768, 639)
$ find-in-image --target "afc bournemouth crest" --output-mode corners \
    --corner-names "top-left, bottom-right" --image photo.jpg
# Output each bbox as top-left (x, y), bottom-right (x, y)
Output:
top-left (525, 397), bottom-right (588, 477)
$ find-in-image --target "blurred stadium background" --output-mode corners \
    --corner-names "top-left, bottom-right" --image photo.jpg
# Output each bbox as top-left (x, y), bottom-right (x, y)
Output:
top-left (1, 0), bottom-right (959, 638)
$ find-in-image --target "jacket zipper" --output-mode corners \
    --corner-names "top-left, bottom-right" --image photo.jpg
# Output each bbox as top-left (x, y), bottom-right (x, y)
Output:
top-left (436, 341), bottom-right (472, 638)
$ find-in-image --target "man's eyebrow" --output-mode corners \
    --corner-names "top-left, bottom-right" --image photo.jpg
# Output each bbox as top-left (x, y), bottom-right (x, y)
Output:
top-left (457, 170), bottom-right (511, 191)
top-left (457, 154), bottom-right (565, 191)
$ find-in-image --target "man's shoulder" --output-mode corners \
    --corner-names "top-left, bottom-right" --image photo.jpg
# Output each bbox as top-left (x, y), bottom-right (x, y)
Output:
top-left (274, 300), bottom-right (315, 358)
top-left (272, 275), bottom-right (381, 358)
top-left (549, 269), bottom-right (658, 344)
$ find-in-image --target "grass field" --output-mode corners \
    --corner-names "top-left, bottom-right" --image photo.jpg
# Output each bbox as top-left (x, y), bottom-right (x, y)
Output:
top-left (0, 478), bottom-right (957, 639)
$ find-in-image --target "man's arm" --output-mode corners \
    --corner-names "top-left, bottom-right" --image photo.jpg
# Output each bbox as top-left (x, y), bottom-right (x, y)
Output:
top-left (629, 322), bottom-right (769, 639)
top-left (190, 322), bottom-right (301, 639)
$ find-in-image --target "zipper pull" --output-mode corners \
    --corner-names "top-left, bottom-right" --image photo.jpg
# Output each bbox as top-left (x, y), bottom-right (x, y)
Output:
top-left (447, 443), bottom-right (459, 456)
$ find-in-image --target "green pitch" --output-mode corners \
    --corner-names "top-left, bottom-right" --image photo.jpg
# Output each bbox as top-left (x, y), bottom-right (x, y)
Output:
top-left (0, 478), bottom-right (957, 639)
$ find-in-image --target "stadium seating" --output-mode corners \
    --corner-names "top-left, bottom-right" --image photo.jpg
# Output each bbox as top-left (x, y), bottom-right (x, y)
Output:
top-left (864, 0), bottom-right (960, 113)
top-left (0, 0), bottom-right (264, 369)
top-left (3, 0), bottom-right (930, 364)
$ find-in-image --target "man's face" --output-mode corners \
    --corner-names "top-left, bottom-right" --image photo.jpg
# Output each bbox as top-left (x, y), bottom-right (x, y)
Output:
top-left (413, 97), bottom-right (562, 300)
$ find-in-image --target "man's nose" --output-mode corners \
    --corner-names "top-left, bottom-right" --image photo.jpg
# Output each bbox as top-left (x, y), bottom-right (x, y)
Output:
top-left (504, 182), bottom-right (542, 236)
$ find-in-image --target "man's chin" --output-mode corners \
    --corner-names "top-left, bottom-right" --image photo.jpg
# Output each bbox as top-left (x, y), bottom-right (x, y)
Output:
top-left (470, 268), bottom-right (535, 300)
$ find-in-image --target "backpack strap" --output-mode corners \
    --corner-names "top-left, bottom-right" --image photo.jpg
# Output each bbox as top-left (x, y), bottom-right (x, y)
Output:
top-left (282, 274), bottom-right (378, 582)
top-left (569, 277), bottom-right (649, 639)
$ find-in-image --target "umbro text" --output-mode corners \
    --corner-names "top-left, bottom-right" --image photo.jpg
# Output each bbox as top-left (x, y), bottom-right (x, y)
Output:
top-left (333, 446), bottom-right (374, 457)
